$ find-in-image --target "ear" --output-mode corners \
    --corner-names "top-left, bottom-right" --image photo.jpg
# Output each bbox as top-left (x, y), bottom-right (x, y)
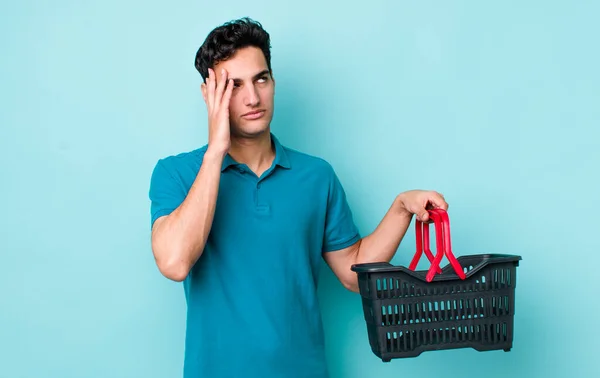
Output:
top-left (271, 72), bottom-right (276, 93)
top-left (200, 82), bottom-right (207, 103)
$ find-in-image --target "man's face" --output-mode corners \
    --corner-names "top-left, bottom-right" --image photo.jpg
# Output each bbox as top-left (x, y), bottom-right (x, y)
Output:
top-left (204, 46), bottom-right (275, 138)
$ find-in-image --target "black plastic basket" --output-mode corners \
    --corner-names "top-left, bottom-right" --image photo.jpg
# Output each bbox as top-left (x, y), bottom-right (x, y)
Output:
top-left (351, 210), bottom-right (522, 362)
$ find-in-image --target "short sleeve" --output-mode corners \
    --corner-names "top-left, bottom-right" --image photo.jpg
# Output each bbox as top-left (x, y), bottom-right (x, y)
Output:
top-left (148, 159), bottom-right (186, 228)
top-left (322, 167), bottom-right (361, 252)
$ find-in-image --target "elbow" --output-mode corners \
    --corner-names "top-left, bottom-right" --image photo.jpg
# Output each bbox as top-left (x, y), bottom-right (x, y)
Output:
top-left (342, 276), bottom-right (360, 294)
top-left (158, 261), bottom-right (190, 282)
top-left (151, 219), bottom-right (194, 282)
top-left (153, 246), bottom-right (191, 282)
top-left (345, 284), bottom-right (360, 294)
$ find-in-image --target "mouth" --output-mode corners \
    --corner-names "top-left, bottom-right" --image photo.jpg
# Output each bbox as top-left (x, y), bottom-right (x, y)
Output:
top-left (241, 110), bottom-right (266, 120)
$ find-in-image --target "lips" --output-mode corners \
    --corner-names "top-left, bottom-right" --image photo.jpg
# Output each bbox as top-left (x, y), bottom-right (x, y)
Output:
top-left (241, 110), bottom-right (265, 120)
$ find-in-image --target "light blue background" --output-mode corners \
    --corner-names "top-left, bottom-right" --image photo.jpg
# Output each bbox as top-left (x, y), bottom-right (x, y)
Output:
top-left (2, 1), bottom-right (598, 377)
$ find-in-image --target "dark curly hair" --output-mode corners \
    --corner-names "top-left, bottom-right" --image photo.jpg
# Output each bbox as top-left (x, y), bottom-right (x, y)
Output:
top-left (194, 17), bottom-right (272, 82)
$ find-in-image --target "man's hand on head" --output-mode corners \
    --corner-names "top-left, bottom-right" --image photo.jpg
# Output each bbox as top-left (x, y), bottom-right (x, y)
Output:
top-left (202, 67), bottom-right (234, 157)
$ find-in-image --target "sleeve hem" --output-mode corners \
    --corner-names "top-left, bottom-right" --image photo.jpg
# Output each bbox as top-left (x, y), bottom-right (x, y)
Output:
top-left (151, 208), bottom-right (176, 229)
top-left (322, 232), bottom-right (361, 253)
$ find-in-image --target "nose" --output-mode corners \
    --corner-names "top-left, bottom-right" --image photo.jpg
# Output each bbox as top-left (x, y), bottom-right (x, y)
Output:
top-left (243, 84), bottom-right (260, 107)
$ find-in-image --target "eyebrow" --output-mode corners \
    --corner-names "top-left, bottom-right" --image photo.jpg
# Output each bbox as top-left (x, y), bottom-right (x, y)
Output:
top-left (230, 69), bottom-right (270, 83)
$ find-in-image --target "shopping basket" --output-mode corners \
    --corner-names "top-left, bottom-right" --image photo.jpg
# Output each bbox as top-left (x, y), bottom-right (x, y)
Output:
top-left (351, 209), bottom-right (522, 362)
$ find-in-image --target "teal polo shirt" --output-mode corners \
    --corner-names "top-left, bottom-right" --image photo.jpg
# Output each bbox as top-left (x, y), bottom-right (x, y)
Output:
top-left (148, 134), bottom-right (360, 378)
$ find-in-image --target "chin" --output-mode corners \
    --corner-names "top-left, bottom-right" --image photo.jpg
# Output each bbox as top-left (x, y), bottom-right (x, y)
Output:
top-left (232, 121), bottom-right (271, 138)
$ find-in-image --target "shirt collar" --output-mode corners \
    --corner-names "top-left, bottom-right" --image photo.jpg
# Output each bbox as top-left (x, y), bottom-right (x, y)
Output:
top-left (221, 133), bottom-right (291, 172)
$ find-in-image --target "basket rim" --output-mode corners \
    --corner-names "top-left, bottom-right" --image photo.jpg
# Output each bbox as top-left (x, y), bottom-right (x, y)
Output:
top-left (351, 253), bottom-right (522, 282)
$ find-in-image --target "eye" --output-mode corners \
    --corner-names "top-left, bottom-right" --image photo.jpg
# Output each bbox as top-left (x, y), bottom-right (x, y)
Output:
top-left (257, 76), bottom-right (268, 83)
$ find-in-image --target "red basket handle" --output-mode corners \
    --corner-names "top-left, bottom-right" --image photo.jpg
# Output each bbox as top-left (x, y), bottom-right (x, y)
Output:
top-left (409, 220), bottom-right (442, 274)
top-left (409, 209), bottom-right (466, 282)
top-left (425, 209), bottom-right (466, 282)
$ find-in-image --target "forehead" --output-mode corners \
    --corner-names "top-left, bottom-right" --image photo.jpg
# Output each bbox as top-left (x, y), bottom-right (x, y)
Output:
top-left (214, 46), bottom-right (269, 79)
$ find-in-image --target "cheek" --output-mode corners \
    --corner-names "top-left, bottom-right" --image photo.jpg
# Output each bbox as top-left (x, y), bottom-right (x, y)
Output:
top-left (260, 87), bottom-right (275, 104)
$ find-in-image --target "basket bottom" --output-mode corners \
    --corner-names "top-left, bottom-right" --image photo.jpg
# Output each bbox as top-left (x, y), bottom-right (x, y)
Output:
top-left (373, 321), bottom-right (514, 362)
top-left (378, 343), bottom-right (513, 362)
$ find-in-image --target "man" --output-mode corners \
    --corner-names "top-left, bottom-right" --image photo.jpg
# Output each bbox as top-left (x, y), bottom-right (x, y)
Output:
top-left (149, 17), bottom-right (447, 378)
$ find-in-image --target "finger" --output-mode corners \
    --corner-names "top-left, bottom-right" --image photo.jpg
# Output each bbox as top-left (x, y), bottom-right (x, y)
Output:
top-left (206, 68), bottom-right (215, 111)
top-left (439, 192), bottom-right (447, 208)
top-left (430, 193), bottom-right (448, 210)
top-left (213, 68), bottom-right (227, 108)
top-left (418, 209), bottom-right (430, 222)
top-left (220, 78), bottom-right (234, 112)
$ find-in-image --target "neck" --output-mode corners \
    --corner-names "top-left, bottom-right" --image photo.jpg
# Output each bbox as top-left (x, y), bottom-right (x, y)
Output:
top-left (228, 131), bottom-right (275, 176)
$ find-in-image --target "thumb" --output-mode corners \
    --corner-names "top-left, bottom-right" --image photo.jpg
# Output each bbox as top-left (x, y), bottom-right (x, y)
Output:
top-left (418, 209), bottom-right (429, 222)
